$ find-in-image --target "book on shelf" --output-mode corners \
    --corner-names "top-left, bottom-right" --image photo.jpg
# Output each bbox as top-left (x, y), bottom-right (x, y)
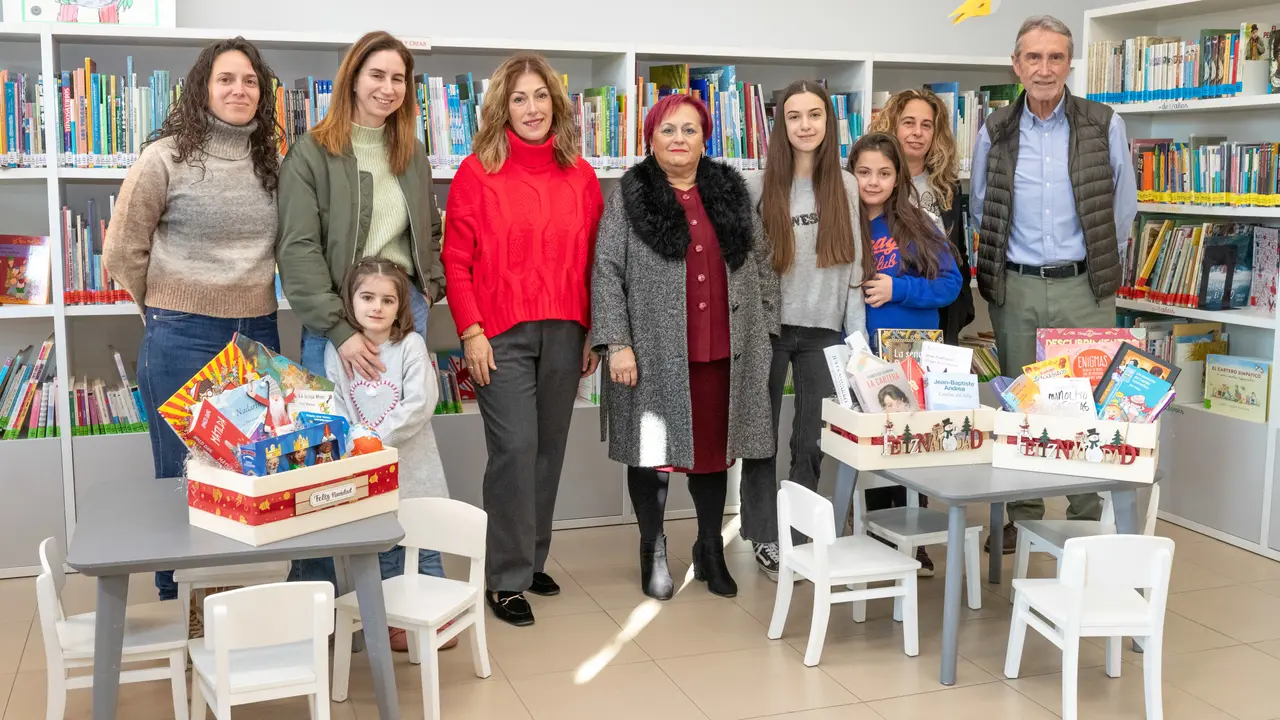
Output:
top-left (70, 345), bottom-right (148, 436)
top-left (1203, 353), bottom-right (1271, 422)
top-left (0, 334), bottom-right (57, 440)
top-left (915, 82), bottom-right (1020, 175)
top-left (0, 70), bottom-right (46, 168)
top-left (0, 234), bottom-right (51, 305)
top-left (959, 332), bottom-right (1000, 382)
top-left (1128, 137), bottom-right (1278, 210)
top-left (1086, 23), bottom-right (1279, 104)
top-left (61, 195), bottom-right (131, 305)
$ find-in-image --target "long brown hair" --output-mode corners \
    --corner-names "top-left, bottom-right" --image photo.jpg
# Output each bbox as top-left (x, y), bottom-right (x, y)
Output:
top-left (472, 54), bottom-right (580, 173)
top-left (149, 37), bottom-right (279, 194)
top-left (310, 31), bottom-right (417, 176)
top-left (847, 133), bottom-right (955, 280)
top-left (760, 81), bottom-right (859, 277)
top-left (340, 257), bottom-right (415, 344)
top-left (866, 89), bottom-right (959, 211)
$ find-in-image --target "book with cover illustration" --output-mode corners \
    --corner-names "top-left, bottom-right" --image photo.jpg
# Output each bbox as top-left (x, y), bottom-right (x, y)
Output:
top-left (851, 363), bottom-right (917, 413)
top-left (1094, 342), bottom-right (1182, 403)
top-left (877, 329), bottom-right (943, 363)
top-left (901, 357), bottom-right (926, 408)
top-left (1203, 224), bottom-right (1254, 309)
top-left (435, 350), bottom-right (476, 401)
top-left (1098, 366), bottom-right (1172, 423)
top-left (1037, 377), bottom-right (1097, 419)
top-left (1204, 354), bottom-right (1271, 423)
top-left (1023, 356), bottom-right (1072, 382)
top-left (0, 235), bottom-right (51, 305)
top-left (1036, 328), bottom-right (1148, 390)
top-left (924, 372), bottom-right (980, 411)
top-left (919, 341), bottom-right (972, 374)
top-left (1198, 244), bottom-right (1237, 310)
top-left (1251, 227), bottom-right (1278, 314)
top-left (999, 374), bottom-right (1040, 413)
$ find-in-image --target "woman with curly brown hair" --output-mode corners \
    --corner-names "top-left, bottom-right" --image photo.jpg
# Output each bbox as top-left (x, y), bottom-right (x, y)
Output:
top-left (103, 37), bottom-right (282, 601)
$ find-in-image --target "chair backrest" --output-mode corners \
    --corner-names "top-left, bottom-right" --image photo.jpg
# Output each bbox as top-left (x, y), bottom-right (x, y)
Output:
top-left (398, 497), bottom-right (487, 584)
top-left (35, 537), bottom-right (67, 674)
top-left (777, 481), bottom-right (836, 556)
top-left (1058, 535), bottom-right (1174, 627)
top-left (203, 582), bottom-right (334, 652)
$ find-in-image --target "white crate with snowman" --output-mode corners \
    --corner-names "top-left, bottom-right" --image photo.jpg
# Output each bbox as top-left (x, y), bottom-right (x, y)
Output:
top-left (990, 411), bottom-right (1160, 483)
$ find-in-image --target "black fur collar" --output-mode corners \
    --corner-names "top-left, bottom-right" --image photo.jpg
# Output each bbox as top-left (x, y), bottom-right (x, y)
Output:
top-left (619, 155), bottom-right (753, 271)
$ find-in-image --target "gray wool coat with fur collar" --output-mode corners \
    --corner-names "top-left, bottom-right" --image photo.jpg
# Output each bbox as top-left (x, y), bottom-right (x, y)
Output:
top-left (591, 156), bottom-right (781, 470)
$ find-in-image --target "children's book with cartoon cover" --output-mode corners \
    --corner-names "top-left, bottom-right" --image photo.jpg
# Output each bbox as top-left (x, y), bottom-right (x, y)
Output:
top-left (1098, 366), bottom-right (1172, 423)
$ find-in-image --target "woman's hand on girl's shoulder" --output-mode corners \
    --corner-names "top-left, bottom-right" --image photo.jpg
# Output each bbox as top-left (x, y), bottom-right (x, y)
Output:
top-left (862, 273), bottom-right (894, 308)
top-left (339, 333), bottom-right (385, 381)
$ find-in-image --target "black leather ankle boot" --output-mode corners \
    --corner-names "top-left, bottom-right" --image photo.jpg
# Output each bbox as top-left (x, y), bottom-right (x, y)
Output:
top-left (692, 536), bottom-right (737, 598)
top-left (639, 534), bottom-right (674, 600)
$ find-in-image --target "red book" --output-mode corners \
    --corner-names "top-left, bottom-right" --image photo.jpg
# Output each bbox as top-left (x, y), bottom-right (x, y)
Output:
top-left (899, 357), bottom-right (927, 408)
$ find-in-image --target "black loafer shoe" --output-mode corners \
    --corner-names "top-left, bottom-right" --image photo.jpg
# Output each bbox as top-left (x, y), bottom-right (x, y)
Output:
top-left (529, 571), bottom-right (561, 596)
top-left (486, 590), bottom-right (534, 626)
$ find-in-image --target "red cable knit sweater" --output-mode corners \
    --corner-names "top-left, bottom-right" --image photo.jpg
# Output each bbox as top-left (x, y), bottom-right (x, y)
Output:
top-left (443, 128), bottom-right (604, 340)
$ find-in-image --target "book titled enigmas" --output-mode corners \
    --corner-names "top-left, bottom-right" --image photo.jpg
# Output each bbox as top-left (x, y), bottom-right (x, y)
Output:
top-left (1204, 354), bottom-right (1272, 423)
top-left (1036, 328), bottom-right (1148, 390)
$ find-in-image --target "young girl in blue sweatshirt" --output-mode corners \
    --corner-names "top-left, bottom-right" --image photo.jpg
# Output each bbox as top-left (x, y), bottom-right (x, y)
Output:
top-left (848, 133), bottom-right (962, 350)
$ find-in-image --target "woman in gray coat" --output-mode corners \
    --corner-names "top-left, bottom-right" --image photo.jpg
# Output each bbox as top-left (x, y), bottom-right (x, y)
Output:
top-left (592, 94), bottom-right (780, 601)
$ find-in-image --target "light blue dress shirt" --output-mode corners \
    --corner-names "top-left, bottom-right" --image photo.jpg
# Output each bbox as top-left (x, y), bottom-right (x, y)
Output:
top-left (970, 94), bottom-right (1137, 267)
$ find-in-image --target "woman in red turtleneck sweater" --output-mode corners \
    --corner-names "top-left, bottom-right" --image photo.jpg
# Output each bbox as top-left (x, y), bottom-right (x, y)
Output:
top-left (443, 53), bottom-right (603, 628)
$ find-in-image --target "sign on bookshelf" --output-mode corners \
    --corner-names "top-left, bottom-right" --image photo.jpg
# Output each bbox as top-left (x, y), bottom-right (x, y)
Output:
top-left (2, 0), bottom-right (176, 27)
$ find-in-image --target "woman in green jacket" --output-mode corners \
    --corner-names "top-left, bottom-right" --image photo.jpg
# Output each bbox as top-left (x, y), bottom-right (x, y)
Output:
top-left (275, 31), bottom-right (448, 637)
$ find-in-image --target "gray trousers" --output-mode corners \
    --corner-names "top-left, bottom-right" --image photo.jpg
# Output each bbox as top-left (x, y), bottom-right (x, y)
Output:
top-left (475, 320), bottom-right (586, 591)
top-left (739, 325), bottom-right (842, 544)
top-left (989, 270), bottom-right (1113, 523)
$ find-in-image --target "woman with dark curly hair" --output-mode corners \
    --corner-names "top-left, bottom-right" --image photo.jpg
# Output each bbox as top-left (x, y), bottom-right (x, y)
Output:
top-left (103, 37), bottom-right (282, 600)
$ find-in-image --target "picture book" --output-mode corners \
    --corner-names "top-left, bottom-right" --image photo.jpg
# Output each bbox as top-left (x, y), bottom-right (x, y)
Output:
top-left (851, 364), bottom-right (917, 413)
top-left (158, 342), bottom-right (252, 446)
top-left (1022, 356), bottom-right (1072, 382)
top-left (901, 357), bottom-right (926, 408)
top-left (1035, 328), bottom-right (1149, 389)
top-left (924, 372), bottom-right (980, 411)
top-left (877, 329), bottom-right (942, 363)
top-left (1094, 342), bottom-right (1182, 403)
top-left (919, 341), bottom-right (972, 374)
top-left (1198, 244), bottom-right (1237, 310)
top-left (990, 376), bottom-right (1016, 411)
top-left (999, 374), bottom-right (1040, 413)
top-left (1203, 354), bottom-right (1272, 423)
top-left (0, 234), bottom-right (51, 305)
top-left (1098, 366), bottom-right (1172, 423)
top-left (1251, 227), bottom-right (1278, 315)
top-left (435, 350), bottom-right (476, 401)
top-left (1037, 377), bottom-right (1098, 419)
top-left (1203, 224), bottom-right (1254, 309)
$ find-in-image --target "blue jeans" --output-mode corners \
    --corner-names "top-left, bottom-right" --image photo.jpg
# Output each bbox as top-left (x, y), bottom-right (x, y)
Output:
top-left (292, 286), bottom-right (444, 584)
top-left (138, 308), bottom-right (280, 601)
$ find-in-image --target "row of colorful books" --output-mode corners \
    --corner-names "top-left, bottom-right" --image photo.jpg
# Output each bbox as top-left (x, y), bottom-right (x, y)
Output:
top-left (872, 83), bottom-right (1021, 175)
top-left (1131, 137), bottom-right (1279, 209)
top-left (1118, 216), bottom-right (1278, 314)
top-left (0, 335), bottom-right (57, 439)
top-left (70, 345), bottom-right (149, 434)
top-left (1116, 315), bottom-right (1230, 411)
top-left (1086, 23), bottom-right (1280, 103)
top-left (0, 70), bottom-right (46, 168)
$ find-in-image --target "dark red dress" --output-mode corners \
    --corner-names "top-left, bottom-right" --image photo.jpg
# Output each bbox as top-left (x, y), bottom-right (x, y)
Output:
top-left (659, 185), bottom-right (733, 475)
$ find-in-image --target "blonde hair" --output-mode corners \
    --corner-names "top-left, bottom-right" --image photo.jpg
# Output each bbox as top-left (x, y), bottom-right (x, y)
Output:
top-left (472, 54), bottom-right (580, 173)
top-left (867, 89), bottom-right (959, 211)
top-left (311, 31), bottom-right (417, 176)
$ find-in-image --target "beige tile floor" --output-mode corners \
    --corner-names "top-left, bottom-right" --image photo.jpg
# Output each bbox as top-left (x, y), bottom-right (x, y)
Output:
top-left (3, 500), bottom-right (1280, 719)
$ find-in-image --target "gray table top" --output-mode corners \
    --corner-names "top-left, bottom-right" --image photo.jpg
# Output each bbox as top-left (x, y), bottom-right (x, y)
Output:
top-left (872, 465), bottom-right (1157, 504)
top-left (66, 477), bottom-right (405, 576)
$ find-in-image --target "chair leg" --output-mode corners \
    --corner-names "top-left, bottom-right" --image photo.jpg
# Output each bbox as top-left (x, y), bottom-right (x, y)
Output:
top-left (849, 583), bottom-right (867, 623)
top-left (1106, 637), bottom-right (1123, 678)
top-left (331, 609), bottom-right (355, 702)
top-left (419, 630), bottom-right (443, 720)
top-left (45, 669), bottom-right (66, 720)
top-left (893, 543), bottom-right (912, 623)
top-left (902, 573), bottom-right (919, 657)
top-left (1062, 633), bottom-right (1080, 720)
top-left (1004, 594), bottom-right (1029, 679)
top-left (1143, 634), bottom-right (1163, 720)
top-left (170, 649), bottom-right (189, 720)
top-left (407, 628), bottom-right (421, 665)
top-left (308, 693), bottom-right (318, 720)
top-left (471, 606), bottom-right (492, 679)
top-left (965, 531), bottom-right (982, 610)
top-left (767, 563), bottom-right (796, 640)
top-left (803, 583), bottom-right (831, 667)
top-left (1013, 529), bottom-right (1032, 580)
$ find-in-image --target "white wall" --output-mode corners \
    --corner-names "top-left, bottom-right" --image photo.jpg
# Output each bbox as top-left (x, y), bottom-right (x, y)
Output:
top-left (176, 0), bottom-right (1130, 57)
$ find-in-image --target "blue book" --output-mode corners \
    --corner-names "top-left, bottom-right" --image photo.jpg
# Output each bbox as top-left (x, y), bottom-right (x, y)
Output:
top-left (1097, 366), bottom-right (1172, 423)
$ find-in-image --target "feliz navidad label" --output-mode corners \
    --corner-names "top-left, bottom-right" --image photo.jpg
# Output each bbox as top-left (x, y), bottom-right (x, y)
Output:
top-left (188, 462), bottom-right (398, 526)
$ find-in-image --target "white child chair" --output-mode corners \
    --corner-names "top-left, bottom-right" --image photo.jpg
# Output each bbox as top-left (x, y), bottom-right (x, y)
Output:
top-left (852, 472), bottom-right (983, 610)
top-left (768, 480), bottom-right (921, 667)
top-left (188, 582), bottom-right (335, 720)
top-left (1004, 534), bottom-right (1174, 720)
top-left (1013, 484), bottom-right (1162, 580)
top-left (175, 561), bottom-right (291, 631)
top-left (35, 537), bottom-right (189, 720)
top-left (331, 498), bottom-right (491, 720)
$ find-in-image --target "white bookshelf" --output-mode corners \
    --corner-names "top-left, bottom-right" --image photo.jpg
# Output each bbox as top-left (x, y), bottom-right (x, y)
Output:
top-left (0, 21), bottom-right (1041, 575)
top-left (1086, 0), bottom-right (1280, 561)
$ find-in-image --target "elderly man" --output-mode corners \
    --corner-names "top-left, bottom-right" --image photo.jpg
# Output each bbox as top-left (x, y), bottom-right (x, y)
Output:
top-left (970, 15), bottom-right (1138, 554)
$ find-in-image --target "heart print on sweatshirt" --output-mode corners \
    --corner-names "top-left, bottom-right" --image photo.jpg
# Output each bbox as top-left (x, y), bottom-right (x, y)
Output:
top-left (348, 378), bottom-right (400, 429)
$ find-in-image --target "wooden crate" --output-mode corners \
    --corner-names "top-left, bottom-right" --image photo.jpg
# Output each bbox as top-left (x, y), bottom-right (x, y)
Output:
top-left (820, 399), bottom-right (996, 470)
top-left (991, 411), bottom-right (1159, 483)
top-left (187, 448), bottom-right (400, 546)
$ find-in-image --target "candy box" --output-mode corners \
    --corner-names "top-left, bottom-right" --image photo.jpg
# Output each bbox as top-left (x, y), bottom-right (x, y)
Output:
top-left (187, 400), bottom-right (255, 471)
top-left (237, 416), bottom-right (350, 477)
top-left (187, 447), bottom-right (399, 546)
